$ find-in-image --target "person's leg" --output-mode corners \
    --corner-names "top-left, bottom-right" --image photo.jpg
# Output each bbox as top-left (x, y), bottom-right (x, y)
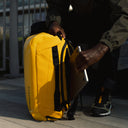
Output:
top-left (91, 49), bottom-right (120, 116)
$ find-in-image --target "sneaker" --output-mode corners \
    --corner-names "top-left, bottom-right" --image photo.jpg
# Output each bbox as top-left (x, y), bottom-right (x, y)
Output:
top-left (67, 111), bottom-right (75, 120)
top-left (91, 87), bottom-right (112, 117)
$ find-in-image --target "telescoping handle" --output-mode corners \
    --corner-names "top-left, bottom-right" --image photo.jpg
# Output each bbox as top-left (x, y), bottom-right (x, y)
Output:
top-left (78, 46), bottom-right (89, 82)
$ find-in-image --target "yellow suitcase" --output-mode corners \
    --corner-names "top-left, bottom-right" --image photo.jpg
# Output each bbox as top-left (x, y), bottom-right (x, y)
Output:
top-left (24, 32), bottom-right (72, 121)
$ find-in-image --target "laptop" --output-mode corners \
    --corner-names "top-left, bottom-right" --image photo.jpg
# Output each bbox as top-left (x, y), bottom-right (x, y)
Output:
top-left (69, 46), bottom-right (89, 100)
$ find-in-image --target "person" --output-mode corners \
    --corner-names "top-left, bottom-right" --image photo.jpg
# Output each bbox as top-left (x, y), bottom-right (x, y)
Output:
top-left (45, 0), bottom-right (128, 119)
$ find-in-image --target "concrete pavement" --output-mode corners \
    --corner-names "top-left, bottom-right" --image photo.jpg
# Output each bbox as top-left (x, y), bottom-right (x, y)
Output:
top-left (0, 77), bottom-right (128, 128)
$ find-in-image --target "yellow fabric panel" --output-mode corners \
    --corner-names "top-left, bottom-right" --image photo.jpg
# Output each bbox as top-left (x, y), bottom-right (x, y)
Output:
top-left (24, 35), bottom-right (39, 118)
top-left (35, 32), bottom-right (65, 51)
top-left (37, 48), bottom-right (55, 117)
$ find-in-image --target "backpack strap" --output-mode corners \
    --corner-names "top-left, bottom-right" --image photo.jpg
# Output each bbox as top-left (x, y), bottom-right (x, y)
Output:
top-left (60, 41), bottom-right (67, 109)
top-left (52, 46), bottom-right (61, 111)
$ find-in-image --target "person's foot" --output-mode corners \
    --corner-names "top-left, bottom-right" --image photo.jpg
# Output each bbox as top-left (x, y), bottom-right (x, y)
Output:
top-left (67, 111), bottom-right (75, 120)
top-left (91, 87), bottom-right (112, 117)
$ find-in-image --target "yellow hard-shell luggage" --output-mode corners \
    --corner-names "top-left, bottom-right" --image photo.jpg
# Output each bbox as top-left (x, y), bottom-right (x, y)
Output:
top-left (24, 32), bottom-right (73, 121)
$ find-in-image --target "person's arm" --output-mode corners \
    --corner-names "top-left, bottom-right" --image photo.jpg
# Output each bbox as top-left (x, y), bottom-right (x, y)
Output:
top-left (76, 0), bottom-right (128, 71)
top-left (76, 43), bottom-right (109, 71)
top-left (100, 0), bottom-right (128, 52)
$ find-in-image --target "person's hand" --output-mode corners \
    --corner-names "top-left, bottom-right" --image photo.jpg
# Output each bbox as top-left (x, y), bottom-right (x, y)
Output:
top-left (48, 21), bottom-right (66, 39)
top-left (76, 43), bottom-right (109, 71)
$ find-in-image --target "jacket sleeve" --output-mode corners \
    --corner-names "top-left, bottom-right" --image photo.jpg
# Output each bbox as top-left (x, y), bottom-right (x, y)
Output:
top-left (100, 0), bottom-right (128, 52)
top-left (46, 0), bottom-right (70, 25)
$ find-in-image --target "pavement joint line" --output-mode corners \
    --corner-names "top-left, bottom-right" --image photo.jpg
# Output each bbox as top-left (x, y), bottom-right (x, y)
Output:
top-left (110, 115), bottom-right (128, 121)
top-left (0, 117), bottom-right (29, 128)
top-left (54, 122), bottom-right (74, 128)
top-left (78, 116), bottom-right (121, 128)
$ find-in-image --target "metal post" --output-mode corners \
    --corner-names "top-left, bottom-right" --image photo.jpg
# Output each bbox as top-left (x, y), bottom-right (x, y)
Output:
top-left (22, 0), bottom-right (25, 42)
top-left (39, 0), bottom-right (42, 20)
top-left (22, 0), bottom-right (25, 67)
top-left (0, 0), bottom-right (6, 71)
top-left (28, 0), bottom-right (31, 34)
top-left (33, 0), bottom-right (36, 22)
top-left (9, 0), bottom-right (19, 76)
top-left (44, 0), bottom-right (47, 19)
top-left (2, 0), bottom-right (6, 71)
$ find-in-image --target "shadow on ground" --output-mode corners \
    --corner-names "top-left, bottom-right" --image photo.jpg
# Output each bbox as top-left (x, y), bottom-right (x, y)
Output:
top-left (0, 84), bottom-right (33, 121)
